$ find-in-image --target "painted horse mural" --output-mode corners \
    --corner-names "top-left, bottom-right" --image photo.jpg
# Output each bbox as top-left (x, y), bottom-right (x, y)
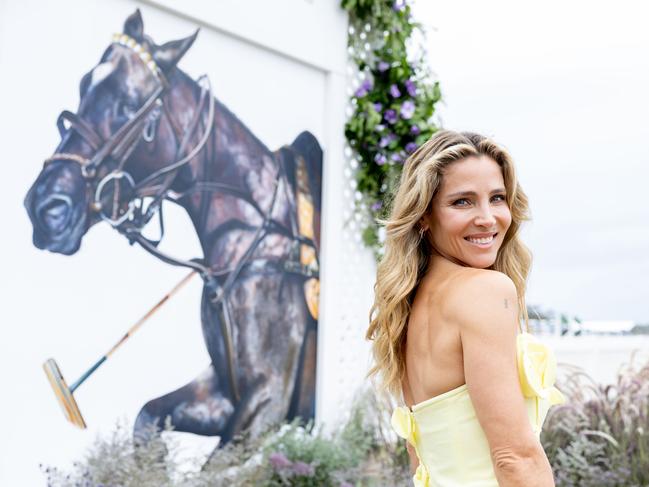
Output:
top-left (24, 9), bottom-right (322, 446)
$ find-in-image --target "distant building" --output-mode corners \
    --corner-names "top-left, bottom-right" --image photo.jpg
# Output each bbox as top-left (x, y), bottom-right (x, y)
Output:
top-left (579, 320), bottom-right (636, 335)
top-left (525, 305), bottom-right (638, 336)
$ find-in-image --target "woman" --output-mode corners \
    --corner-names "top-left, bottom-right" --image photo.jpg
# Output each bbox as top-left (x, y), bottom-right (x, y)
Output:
top-left (366, 130), bottom-right (565, 486)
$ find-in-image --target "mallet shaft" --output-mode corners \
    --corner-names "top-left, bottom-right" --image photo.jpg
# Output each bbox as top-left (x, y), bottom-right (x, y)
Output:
top-left (69, 270), bottom-right (196, 393)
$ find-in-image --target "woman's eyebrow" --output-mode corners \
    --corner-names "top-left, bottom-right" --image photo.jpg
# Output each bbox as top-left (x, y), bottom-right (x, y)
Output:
top-left (446, 188), bottom-right (506, 198)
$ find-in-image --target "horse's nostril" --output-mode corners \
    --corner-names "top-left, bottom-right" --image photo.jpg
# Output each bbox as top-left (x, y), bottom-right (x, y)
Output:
top-left (37, 195), bottom-right (73, 234)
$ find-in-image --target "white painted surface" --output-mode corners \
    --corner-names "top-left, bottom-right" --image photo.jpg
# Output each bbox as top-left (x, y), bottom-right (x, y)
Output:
top-left (143, 0), bottom-right (347, 73)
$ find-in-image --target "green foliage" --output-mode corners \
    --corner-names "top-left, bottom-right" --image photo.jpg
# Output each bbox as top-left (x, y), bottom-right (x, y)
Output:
top-left (340, 0), bottom-right (442, 260)
top-left (262, 419), bottom-right (348, 485)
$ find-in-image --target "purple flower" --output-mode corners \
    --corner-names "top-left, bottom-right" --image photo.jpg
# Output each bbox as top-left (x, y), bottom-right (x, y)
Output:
top-left (375, 123), bottom-right (386, 132)
top-left (391, 152), bottom-right (404, 163)
top-left (373, 102), bottom-right (383, 113)
top-left (269, 452), bottom-right (292, 470)
top-left (384, 109), bottom-right (398, 124)
top-left (389, 84), bottom-right (401, 98)
top-left (378, 61), bottom-right (390, 72)
top-left (371, 201), bottom-right (382, 211)
top-left (393, 0), bottom-right (406, 11)
top-left (410, 125), bottom-right (421, 135)
top-left (405, 79), bottom-right (417, 97)
top-left (405, 142), bottom-right (418, 154)
top-left (400, 100), bottom-right (415, 119)
top-left (379, 133), bottom-right (396, 148)
top-left (374, 153), bottom-right (387, 165)
top-left (292, 461), bottom-right (315, 477)
top-left (354, 79), bottom-right (372, 98)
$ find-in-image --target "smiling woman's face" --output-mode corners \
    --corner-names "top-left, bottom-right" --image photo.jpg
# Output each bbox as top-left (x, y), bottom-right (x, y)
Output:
top-left (424, 154), bottom-right (512, 269)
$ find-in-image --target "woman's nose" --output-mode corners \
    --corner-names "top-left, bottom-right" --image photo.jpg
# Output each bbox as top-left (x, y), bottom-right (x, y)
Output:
top-left (474, 203), bottom-right (497, 226)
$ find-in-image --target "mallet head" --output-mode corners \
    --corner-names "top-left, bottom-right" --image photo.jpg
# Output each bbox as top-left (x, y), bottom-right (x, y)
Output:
top-left (43, 358), bottom-right (87, 429)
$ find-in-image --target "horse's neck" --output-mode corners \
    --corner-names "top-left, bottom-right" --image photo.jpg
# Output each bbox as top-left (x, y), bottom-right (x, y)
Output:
top-left (211, 98), bottom-right (280, 198)
top-left (169, 71), bottom-right (288, 254)
top-left (172, 68), bottom-right (275, 181)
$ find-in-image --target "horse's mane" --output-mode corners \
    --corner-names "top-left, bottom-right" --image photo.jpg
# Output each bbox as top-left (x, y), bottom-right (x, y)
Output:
top-left (173, 67), bottom-right (272, 155)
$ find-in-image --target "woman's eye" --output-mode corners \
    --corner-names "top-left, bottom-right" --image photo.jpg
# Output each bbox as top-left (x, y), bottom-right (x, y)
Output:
top-left (452, 195), bottom-right (506, 206)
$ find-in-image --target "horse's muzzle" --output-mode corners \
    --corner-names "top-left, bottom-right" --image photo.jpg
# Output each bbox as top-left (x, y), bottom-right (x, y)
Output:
top-left (36, 194), bottom-right (73, 235)
top-left (25, 189), bottom-right (86, 255)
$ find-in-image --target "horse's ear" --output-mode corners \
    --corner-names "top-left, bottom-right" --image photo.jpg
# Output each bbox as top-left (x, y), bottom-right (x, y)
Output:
top-left (152, 29), bottom-right (199, 72)
top-left (123, 8), bottom-right (144, 39)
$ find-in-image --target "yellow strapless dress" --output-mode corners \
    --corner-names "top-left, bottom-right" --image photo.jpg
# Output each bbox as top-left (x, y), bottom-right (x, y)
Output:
top-left (391, 332), bottom-right (566, 487)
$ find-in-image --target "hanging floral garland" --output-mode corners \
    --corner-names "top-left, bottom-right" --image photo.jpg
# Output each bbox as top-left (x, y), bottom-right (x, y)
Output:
top-left (340, 0), bottom-right (442, 260)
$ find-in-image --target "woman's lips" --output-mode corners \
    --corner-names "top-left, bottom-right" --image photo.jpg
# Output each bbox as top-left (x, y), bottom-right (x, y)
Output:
top-left (464, 233), bottom-right (497, 247)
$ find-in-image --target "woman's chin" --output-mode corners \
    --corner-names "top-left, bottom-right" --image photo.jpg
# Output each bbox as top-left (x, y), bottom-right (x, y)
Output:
top-left (464, 252), bottom-right (497, 269)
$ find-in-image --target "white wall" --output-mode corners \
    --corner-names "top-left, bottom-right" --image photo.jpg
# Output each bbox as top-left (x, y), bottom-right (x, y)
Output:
top-left (0, 1), bottom-right (373, 484)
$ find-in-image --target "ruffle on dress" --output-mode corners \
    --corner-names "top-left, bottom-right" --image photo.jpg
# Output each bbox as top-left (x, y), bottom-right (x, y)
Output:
top-left (391, 406), bottom-right (430, 487)
top-left (516, 332), bottom-right (566, 433)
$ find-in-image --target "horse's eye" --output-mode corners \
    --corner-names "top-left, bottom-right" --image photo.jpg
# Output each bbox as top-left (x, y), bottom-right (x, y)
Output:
top-left (120, 102), bottom-right (138, 119)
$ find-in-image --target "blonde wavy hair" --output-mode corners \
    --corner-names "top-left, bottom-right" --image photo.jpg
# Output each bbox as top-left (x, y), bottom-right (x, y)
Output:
top-left (365, 129), bottom-right (533, 399)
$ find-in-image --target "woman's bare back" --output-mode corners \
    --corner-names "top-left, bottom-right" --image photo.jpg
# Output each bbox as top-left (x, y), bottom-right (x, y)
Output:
top-left (402, 260), bottom-right (484, 408)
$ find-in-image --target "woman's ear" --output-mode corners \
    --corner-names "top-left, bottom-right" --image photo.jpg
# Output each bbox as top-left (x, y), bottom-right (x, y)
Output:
top-left (418, 217), bottom-right (429, 233)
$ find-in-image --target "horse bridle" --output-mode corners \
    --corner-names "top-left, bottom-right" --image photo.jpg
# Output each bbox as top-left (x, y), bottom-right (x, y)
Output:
top-left (42, 33), bottom-right (319, 404)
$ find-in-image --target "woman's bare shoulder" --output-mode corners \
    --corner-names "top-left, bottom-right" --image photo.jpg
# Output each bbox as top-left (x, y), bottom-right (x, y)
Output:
top-left (440, 269), bottom-right (518, 325)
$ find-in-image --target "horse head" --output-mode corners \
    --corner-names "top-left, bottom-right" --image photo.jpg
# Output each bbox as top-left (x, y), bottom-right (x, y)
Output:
top-left (24, 9), bottom-right (201, 254)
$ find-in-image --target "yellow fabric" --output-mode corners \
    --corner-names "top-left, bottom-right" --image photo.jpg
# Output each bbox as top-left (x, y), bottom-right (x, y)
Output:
top-left (391, 332), bottom-right (566, 487)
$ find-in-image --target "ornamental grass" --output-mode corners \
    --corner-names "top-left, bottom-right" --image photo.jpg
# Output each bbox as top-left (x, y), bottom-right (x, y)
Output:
top-left (542, 352), bottom-right (649, 486)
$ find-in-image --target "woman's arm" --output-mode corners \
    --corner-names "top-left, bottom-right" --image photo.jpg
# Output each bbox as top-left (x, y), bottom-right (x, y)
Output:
top-left (446, 270), bottom-right (556, 487)
top-left (406, 440), bottom-right (420, 475)
top-left (491, 442), bottom-right (556, 487)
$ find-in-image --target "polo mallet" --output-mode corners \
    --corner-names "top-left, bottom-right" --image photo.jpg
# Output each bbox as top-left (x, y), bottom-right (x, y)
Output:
top-left (43, 270), bottom-right (197, 429)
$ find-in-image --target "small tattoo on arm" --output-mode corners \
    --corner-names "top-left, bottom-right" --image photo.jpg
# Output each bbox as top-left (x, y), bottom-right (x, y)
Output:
top-left (504, 299), bottom-right (509, 309)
